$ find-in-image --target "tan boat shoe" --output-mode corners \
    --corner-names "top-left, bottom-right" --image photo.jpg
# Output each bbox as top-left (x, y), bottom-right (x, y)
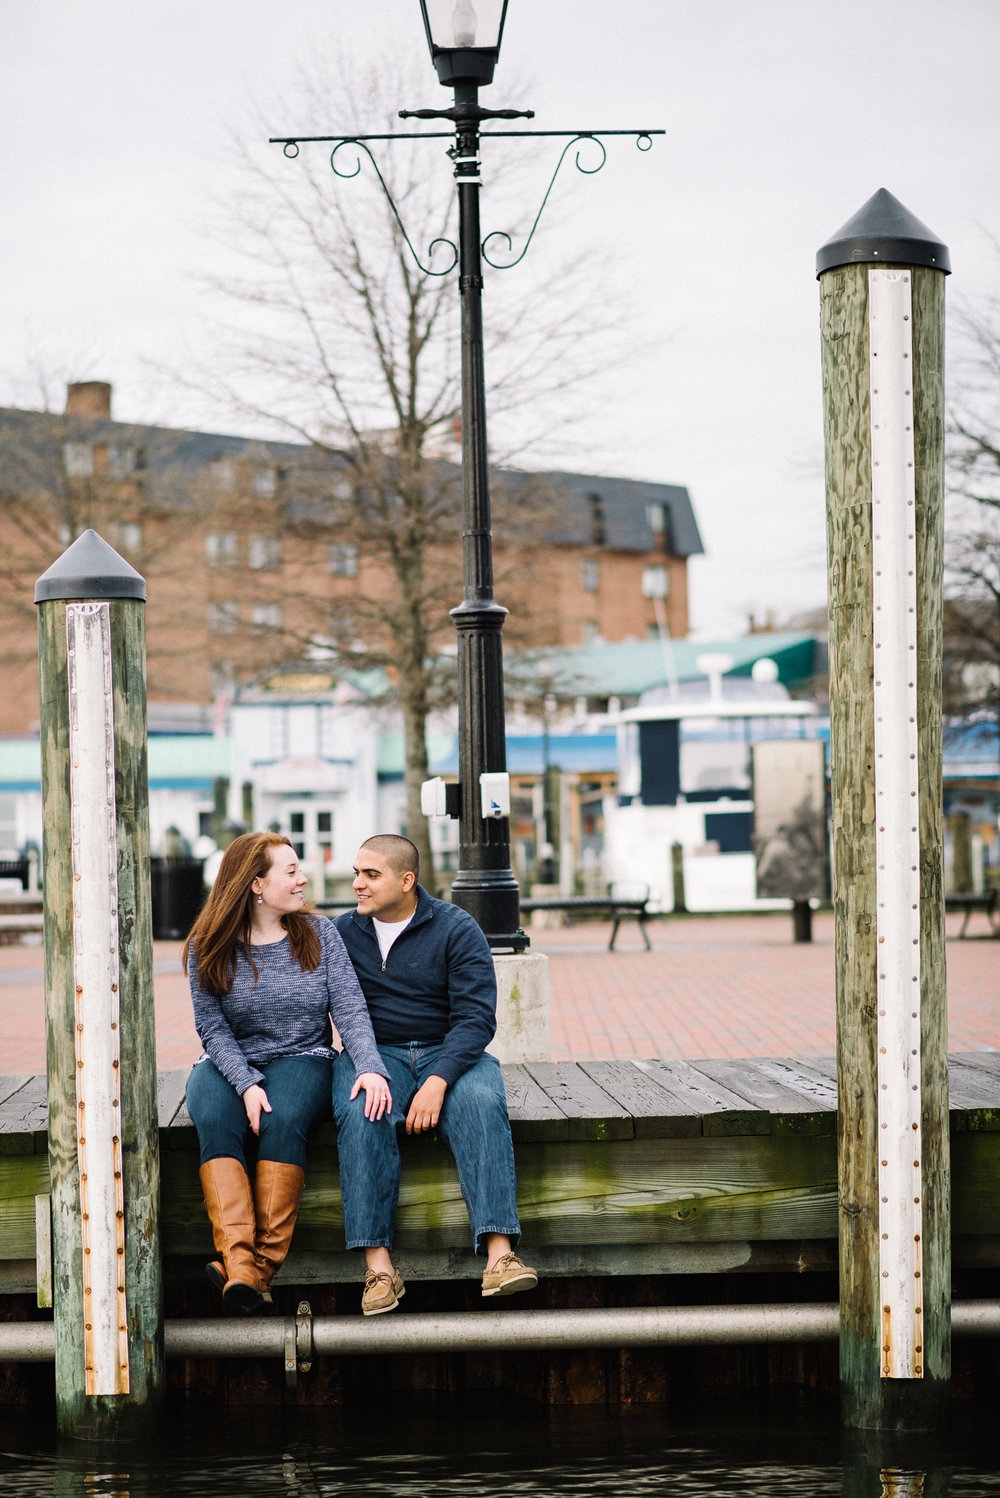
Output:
top-left (481, 1251), bottom-right (538, 1298)
top-left (362, 1268), bottom-right (405, 1316)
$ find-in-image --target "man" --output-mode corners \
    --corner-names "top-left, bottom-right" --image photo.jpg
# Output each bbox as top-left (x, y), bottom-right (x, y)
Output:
top-left (333, 833), bottom-right (537, 1316)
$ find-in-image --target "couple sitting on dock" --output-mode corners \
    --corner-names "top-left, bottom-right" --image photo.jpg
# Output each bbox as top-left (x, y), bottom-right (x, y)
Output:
top-left (183, 831), bottom-right (537, 1317)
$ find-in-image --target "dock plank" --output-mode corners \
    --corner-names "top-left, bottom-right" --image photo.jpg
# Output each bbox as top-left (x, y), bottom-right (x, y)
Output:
top-left (0, 1077), bottom-right (47, 1153)
top-left (157, 1070), bottom-right (191, 1129)
top-left (0, 1077), bottom-right (31, 1110)
top-left (635, 1059), bottom-right (769, 1136)
top-left (947, 1057), bottom-right (1000, 1131)
top-left (523, 1062), bottom-right (633, 1141)
top-left (689, 1059), bottom-right (835, 1136)
top-left (952, 1051), bottom-right (1000, 1080)
top-left (502, 1064), bottom-right (570, 1143)
top-left (578, 1060), bottom-right (702, 1138)
top-left (511, 1135), bottom-right (838, 1247)
top-left (752, 1059), bottom-right (839, 1110)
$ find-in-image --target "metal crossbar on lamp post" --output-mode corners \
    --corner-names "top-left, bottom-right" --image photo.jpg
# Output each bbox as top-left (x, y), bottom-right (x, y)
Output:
top-left (269, 2), bottom-right (661, 949)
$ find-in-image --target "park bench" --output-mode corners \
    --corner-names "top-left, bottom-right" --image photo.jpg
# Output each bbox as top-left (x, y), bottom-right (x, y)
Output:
top-left (318, 887), bottom-right (652, 950)
top-left (519, 882), bottom-right (652, 950)
top-left (945, 889), bottom-right (998, 938)
top-left (0, 895), bottom-right (44, 946)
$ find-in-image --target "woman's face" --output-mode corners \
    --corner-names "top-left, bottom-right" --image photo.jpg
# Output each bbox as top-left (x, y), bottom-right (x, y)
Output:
top-left (254, 843), bottom-right (307, 915)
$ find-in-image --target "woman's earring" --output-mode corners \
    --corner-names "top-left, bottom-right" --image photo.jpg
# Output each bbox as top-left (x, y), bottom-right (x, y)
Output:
top-left (256, 894), bottom-right (263, 904)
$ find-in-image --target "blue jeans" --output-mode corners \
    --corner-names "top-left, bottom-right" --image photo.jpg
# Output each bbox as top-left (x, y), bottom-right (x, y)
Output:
top-left (332, 1044), bottom-right (521, 1256)
top-left (186, 1054), bottom-right (332, 1170)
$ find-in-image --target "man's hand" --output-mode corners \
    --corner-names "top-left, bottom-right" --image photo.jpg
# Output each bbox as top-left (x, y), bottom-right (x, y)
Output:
top-left (405, 1075), bottom-right (448, 1134)
top-left (242, 1083), bottom-right (271, 1135)
top-left (350, 1071), bottom-right (393, 1121)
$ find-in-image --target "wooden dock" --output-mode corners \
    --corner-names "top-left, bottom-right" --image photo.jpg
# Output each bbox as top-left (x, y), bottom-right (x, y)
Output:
top-left (2, 1054), bottom-right (998, 1297)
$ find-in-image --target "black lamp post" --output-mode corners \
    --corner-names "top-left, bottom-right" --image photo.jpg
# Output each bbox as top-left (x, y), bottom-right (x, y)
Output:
top-left (269, 5), bottom-right (659, 950)
top-left (413, 0), bottom-right (524, 948)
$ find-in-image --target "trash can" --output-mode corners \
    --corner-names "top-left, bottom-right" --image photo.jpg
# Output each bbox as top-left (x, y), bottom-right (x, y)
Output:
top-left (150, 858), bottom-right (206, 940)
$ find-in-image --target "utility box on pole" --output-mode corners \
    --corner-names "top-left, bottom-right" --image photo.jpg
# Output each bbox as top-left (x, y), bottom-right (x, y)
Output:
top-left (818, 190), bottom-right (950, 1431)
top-left (35, 530), bottom-right (164, 1439)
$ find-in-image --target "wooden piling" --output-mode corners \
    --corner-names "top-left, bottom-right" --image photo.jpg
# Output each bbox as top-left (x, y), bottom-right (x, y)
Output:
top-left (35, 530), bottom-right (164, 1438)
top-left (818, 191), bottom-right (950, 1431)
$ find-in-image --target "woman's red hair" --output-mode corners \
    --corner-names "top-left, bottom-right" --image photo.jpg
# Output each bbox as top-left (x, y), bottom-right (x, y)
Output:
top-left (181, 831), bottom-right (320, 995)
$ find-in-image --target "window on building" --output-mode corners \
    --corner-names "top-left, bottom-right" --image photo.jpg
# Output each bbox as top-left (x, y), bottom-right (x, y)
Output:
top-left (206, 532), bottom-right (238, 567)
top-left (250, 602), bottom-right (282, 633)
top-left (248, 534), bottom-right (282, 571)
top-left (587, 492), bottom-right (606, 546)
top-left (581, 559), bottom-right (600, 593)
top-left (107, 446), bottom-right (139, 479)
top-left (210, 458), bottom-right (237, 492)
top-left (252, 466), bottom-right (278, 498)
top-left (642, 564), bottom-right (669, 599)
top-left (328, 607), bottom-right (357, 643)
top-left (581, 619), bottom-right (601, 644)
top-left (317, 810), bottom-right (333, 865)
top-left (208, 600), bottom-right (239, 634)
top-left (289, 810), bottom-right (305, 859)
top-left (331, 478), bottom-right (353, 502)
top-left (329, 543), bottom-right (359, 577)
top-left (62, 442), bottom-right (94, 478)
top-left (108, 521), bottom-right (142, 554)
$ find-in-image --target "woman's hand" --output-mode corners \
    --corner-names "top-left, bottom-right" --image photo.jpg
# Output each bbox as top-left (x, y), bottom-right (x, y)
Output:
top-left (350, 1072), bottom-right (392, 1121)
top-left (242, 1083), bottom-right (272, 1135)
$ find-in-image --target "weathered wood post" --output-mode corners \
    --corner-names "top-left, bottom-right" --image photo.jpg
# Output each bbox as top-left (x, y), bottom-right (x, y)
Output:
top-left (35, 530), bottom-right (164, 1438)
top-left (818, 190), bottom-right (950, 1430)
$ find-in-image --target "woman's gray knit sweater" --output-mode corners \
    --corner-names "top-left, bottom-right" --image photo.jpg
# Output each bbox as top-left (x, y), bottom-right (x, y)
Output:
top-left (188, 916), bottom-right (386, 1096)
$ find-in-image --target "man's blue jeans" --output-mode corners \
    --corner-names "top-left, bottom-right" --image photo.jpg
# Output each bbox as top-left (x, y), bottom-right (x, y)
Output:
top-left (186, 1054), bottom-right (332, 1170)
top-left (332, 1044), bottom-right (521, 1256)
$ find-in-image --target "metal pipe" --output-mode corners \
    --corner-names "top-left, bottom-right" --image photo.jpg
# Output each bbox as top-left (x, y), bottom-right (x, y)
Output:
top-left (2, 1301), bottom-right (998, 1365)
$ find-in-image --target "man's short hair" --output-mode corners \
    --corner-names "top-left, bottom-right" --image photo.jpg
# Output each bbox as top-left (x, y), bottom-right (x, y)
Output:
top-left (359, 834), bottom-right (419, 880)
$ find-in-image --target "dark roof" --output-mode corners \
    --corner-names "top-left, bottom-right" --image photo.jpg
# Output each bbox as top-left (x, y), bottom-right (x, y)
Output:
top-left (0, 407), bottom-right (703, 555)
top-left (0, 404), bottom-right (316, 511)
top-left (496, 467), bottom-right (703, 557)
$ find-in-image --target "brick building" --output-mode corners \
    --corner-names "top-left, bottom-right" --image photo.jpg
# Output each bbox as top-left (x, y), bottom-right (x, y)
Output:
top-left (0, 382), bottom-right (703, 733)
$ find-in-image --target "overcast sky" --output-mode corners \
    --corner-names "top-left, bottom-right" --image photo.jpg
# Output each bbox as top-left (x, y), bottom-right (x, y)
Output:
top-left (3, 1), bottom-right (998, 637)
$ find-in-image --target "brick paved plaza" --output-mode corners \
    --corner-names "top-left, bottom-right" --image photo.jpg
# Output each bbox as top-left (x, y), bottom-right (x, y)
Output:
top-left (0, 908), bottom-right (995, 1075)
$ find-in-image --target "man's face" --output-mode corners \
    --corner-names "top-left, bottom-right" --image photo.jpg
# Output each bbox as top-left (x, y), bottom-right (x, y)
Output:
top-left (352, 848), bottom-right (416, 922)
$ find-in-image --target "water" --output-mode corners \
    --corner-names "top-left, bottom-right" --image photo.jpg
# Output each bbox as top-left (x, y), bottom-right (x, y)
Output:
top-left (0, 1401), bottom-right (997, 1497)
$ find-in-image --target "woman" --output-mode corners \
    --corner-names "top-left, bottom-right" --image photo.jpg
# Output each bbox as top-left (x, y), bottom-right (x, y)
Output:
top-left (183, 831), bottom-right (390, 1312)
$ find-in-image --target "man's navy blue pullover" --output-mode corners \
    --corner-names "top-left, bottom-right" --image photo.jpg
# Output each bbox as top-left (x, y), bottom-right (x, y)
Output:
top-left (334, 886), bottom-right (496, 1087)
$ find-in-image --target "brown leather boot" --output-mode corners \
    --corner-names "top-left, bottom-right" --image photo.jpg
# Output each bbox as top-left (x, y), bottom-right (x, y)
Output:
top-left (199, 1158), bottom-right (264, 1313)
top-left (253, 1160), bottom-right (306, 1291)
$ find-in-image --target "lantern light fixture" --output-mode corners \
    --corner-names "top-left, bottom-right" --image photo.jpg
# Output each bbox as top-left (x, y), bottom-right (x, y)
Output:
top-left (418, 0), bottom-right (509, 85)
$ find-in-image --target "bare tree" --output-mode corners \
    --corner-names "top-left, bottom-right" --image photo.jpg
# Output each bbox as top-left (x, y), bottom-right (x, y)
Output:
top-left (179, 50), bottom-right (631, 880)
top-left (946, 288), bottom-right (1000, 728)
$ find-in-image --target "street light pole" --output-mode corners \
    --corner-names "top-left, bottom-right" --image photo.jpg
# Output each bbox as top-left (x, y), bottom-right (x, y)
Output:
top-left (447, 76), bottom-right (524, 948)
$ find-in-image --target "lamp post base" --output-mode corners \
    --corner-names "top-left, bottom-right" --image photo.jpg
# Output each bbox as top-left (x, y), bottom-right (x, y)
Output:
top-left (450, 868), bottom-right (528, 951)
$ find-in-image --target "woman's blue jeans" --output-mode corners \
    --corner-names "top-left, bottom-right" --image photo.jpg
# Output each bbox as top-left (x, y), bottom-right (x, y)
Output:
top-left (331, 1044), bottom-right (521, 1256)
top-left (186, 1054), bottom-right (332, 1170)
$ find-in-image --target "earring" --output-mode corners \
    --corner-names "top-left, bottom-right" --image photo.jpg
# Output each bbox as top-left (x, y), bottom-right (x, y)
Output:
top-left (256, 894), bottom-right (262, 904)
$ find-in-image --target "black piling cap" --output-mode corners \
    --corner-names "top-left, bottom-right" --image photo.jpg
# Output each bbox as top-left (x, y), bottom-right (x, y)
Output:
top-left (34, 528), bottom-right (146, 603)
top-left (816, 188), bottom-right (950, 277)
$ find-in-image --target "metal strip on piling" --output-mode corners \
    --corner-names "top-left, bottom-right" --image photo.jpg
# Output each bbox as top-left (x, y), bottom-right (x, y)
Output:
top-left (868, 268), bottom-right (924, 1380)
top-left (66, 601), bottom-right (130, 1397)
